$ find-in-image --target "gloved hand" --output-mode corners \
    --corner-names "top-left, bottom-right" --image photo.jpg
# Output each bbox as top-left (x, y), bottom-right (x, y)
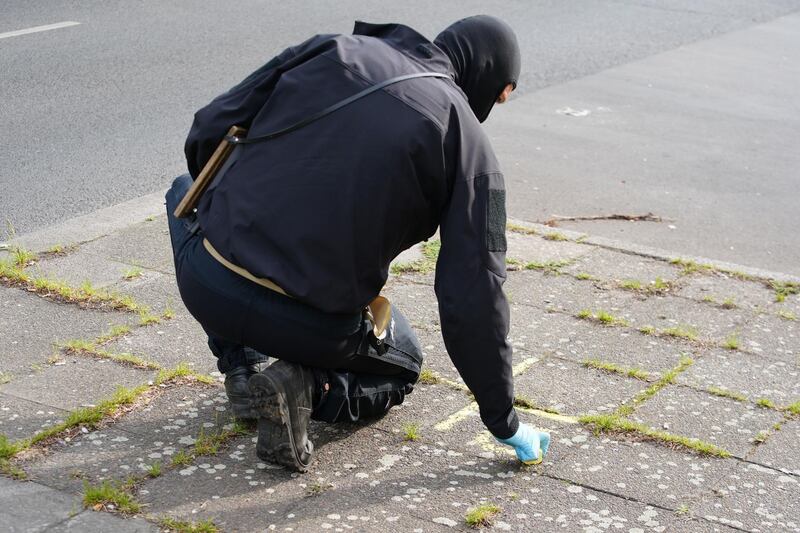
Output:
top-left (496, 423), bottom-right (551, 465)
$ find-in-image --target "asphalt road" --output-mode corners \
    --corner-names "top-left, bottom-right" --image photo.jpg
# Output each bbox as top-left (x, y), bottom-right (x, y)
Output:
top-left (2, 1), bottom-right (799, 272)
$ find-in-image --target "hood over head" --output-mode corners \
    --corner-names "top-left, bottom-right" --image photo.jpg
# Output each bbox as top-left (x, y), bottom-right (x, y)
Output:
top-left (434, 15), bottom-right (521, 122)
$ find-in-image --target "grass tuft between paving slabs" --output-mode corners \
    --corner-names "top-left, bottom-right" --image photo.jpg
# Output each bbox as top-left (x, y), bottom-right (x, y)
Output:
top-left (0, 364), bottom-right (217, 463)
top-left (403, 423), bottom-right (421, 441)
top-left (615, 356), bottom-right (693, 417)
top-left (513, 396), bottom-right (560, 414)
top-left (506, 222), bottom-right (536, 235)
top-left (0, 256), bottom-right (148, 313)
top-left (524, 258), bottom-right (574, 275)
top-left (542, 232), bottom-right (569, 241)
top-left (721, 334), bottom-right (740, 350)
top-left (578, 414), bottom-right (730, 457)
top-left (390, 240), bottom-right (440, 274)
top-left (660, 325), bottom-right (699, 342)
top-left (83, 479), bottom-right (141, 514)
top-left (706, 387), bottom-right (747, 402)
top-left (576, 309), bottom-right (629, 327)
top-left (158, 517), bottom-right (220, 533)
top-left (417, 368), bottom-right (440, 385)
top-left (465, 503), bottom-right (502, 529)
top-left (582, 359), bottom-right (650, 381)
top-left (618, 277), bottom-right (674, 295)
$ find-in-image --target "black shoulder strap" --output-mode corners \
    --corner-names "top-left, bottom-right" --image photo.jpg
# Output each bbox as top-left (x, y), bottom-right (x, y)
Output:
top-left (226, 72), bottom-right (450, 145)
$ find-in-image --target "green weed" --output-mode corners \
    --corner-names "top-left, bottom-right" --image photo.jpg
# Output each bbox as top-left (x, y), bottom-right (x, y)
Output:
top-left (403, 423), bottom-right (421, 441)
top-left (707, 387), bottom-right (746, 402)
top-left (579, 414), bottom-right (729, 457)
top-left (83, 480), bottom-right (141, 514)
top-left (524, 259), bottom-right (573, 275)
top-left (145, 461), bottom-right (162, 478)
top-left (465, 504), bottom-right (501, 528)
top-left (171, 450), bottom-right (193, 467)
top-left (582, 359), bottom-right (649, 381)
top-left (158, 517), bottom-right (219, 533)
top-left (661, 326), bottom-right (699, 341)
top-left (756, 398), bottom-right (776, 409)
top-left (418, 368), bottom-right (440, 385)
top-left (722, 335), bottom-right (740, 350)
top-left (506, 223), bottom-right (536, 235)
top-left (542, 232), bottom-right (568, 241)
top-left (122, 267), bottom-right (142, 280)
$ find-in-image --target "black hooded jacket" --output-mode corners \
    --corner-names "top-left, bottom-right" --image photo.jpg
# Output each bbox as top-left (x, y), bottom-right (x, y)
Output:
top-left (185, 22), bottom-right (519, 439)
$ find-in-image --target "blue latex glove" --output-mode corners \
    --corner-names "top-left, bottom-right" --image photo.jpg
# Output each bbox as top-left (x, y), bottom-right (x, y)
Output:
top-left (496, 423), bottom-right (551, 465)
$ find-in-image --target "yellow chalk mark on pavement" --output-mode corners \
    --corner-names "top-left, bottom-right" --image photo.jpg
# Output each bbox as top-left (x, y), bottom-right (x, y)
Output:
top-left (439, 377), bottom-right (470, 392)
top-left (469, 430), bottom-right (516, 458)
top-left (512, 357), bottom-right (539, 376)
top-left (516, 405), bottom-right (578, 424)
top-left (434, 402), bottom-right (478, 432)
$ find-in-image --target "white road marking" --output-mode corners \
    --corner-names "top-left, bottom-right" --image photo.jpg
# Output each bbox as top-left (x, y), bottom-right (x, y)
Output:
top-left (0, 21), bottom-right (81, 41)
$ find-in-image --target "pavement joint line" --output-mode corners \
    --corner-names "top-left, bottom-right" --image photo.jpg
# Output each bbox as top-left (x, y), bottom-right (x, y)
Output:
top-left (0, 21), bottom-right (81, 40)
top-left (507, 217), bottom-right (800, 284)
top-left (735, 457), bottom-right (800, 479)
top-left (541, 473), bottom-right (663, 510)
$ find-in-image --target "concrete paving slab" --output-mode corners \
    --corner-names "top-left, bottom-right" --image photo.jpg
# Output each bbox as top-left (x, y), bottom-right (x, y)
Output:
top-left (616, 295), bottom-right (751, 345)
top-left (514, 358), bottom-right (649, 416)
top-left (677, 348), bottom-right (800, 404)
top-left (0, 357), bottom-right (154, 412)
top-left (105, 315), bottom-right (218, 376)
top-left (0, 476), bottom-right (83, 533)
top-left (81, 217), bottom-right (174, 275)
top-left (548, 427), bottom-right (729, 508)
top-left (366, 383), bottom-right (581, 470)
top-left (509, 304), bottom-right (688, 373)
top-left (104, 270), bottom-right (183, 316)
top-left (630, 385), bottom-right (785, 458)
top-left (562, 246), bottom-right (682, 286)
top-left (0, 286), bottom-right (135, 379)
top-left (25, 426), bottom-right (184, 494)
top-left (138, 420), bottom-right (730, 532)
top-left (24, 386), bottom-right (232, 494)
top-left (414, 328), bottom-right (462, 384)
top-left (738, 312), bottom-right (799, 363)
top-left (48, 510), bottom-right (158, 532)
top-left (504, 270), bottom-right (637, 316)
top-left (30, 250), bottom-right (148, 290)
top-left (694, 460), bottom-right (800, 532)
top-left (675, 273), bottom-right (777, 311)
top-left (381, 279), bottom-right (440, 331)
top-left (505, 232), bottom-right (592, 264)
top-left (0, 393), bottom-right (66, 442)
top-left (110, 384), bottom-right (231, 439)
top-left (749, 420), bottom-right (800, 477)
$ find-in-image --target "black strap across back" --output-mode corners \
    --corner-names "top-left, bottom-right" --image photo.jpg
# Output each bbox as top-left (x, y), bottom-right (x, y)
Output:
top-left (225, 72), bottom-right (450, 145)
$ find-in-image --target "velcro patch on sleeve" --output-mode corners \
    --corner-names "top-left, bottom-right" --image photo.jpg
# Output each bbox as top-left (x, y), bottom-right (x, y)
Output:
top-left (486, 188), bottom-right (507, 252)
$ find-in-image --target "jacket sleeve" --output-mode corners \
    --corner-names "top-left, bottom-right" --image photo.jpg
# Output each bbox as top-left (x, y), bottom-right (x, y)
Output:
top-left (184, 34), bottom-right (334, 178)
top-left (434, 170), bottom-right (519, 439)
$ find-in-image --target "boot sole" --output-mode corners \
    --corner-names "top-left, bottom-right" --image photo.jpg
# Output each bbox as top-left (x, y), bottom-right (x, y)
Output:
top-left (248, 372), bottom-right (312, 472)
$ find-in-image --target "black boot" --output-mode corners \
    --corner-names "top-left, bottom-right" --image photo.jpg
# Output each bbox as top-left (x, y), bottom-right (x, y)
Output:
top-left (248, 360), bottom-right (317, 472)
top-left (224, 362), bottom-right (269, 420)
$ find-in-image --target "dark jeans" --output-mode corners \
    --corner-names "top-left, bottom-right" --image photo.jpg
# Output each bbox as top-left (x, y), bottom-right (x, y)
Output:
top-left (165, 174), bottom-right (423, 423)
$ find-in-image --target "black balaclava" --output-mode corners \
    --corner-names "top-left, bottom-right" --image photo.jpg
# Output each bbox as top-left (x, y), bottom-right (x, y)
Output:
top-left (434, 15), bottom-right (521, 123)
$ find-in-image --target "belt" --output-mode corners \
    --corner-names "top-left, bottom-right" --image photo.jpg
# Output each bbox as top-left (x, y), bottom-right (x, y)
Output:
top-left (203, 238), bottom-right (290, 297)
top-left (202, 238), bottom-right (391, 339)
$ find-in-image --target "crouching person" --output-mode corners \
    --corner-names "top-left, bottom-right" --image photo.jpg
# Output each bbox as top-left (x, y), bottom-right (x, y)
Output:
top-left (166, 15), bottom-right (550, 472)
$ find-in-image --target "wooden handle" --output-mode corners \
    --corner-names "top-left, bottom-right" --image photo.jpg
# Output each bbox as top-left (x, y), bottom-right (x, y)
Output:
top-left (174, 125), bottom-right (247, 218)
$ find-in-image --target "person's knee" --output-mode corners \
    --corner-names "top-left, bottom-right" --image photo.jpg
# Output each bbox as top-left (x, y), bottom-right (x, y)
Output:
top-left (165, 173), bottom-right (193, 206)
